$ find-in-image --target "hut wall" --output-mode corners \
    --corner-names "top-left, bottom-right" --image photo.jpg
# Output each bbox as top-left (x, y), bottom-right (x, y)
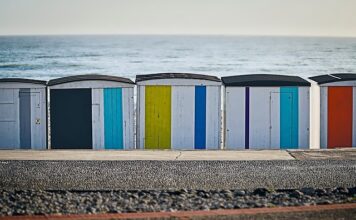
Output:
top-left (137, 82), bottom-right (221, 150)
top-left (225, 86), bottom-right (309, 149)
top-left (0, 85), bottom-right (46, 149)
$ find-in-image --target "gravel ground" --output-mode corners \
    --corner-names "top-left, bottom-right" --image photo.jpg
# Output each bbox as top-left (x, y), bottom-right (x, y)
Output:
top-left (1, 160), bottom-right (356, 190)
top-left (0, 187), bottom-right (355, 216)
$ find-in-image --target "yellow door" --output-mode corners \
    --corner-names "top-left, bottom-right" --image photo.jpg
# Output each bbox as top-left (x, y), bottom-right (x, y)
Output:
top-left (145, 86), bottom-right (171, 149)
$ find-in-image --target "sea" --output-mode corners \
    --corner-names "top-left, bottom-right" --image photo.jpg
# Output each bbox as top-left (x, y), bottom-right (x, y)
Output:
top-left (0, 35), bottom-right (356, 81)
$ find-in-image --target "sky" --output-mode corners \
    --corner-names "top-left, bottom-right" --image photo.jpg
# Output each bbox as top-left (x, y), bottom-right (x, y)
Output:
top-left (0, 0), bottom-right (355, 37)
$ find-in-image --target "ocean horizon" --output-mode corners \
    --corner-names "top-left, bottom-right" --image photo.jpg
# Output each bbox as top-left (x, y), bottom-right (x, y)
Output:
top-left (1, 35), bottom-right (356, 80)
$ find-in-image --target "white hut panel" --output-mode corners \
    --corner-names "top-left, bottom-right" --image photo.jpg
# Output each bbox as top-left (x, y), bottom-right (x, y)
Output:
top-left (171, 86), bottom-right (195, 149)
top-left (136, 73), bottom-right (221, 150)
top-left (48, 75), bottom-right (135, 150)
top-left (0, 80), bottom-right (47, 149)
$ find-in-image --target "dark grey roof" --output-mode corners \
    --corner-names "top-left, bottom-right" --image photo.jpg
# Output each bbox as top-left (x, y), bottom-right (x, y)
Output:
top-left (48, 74), bottom-right (134, 86)
top-left (135, 73), bottom-right (221, 83)
top-left (0, 78), bottom-right (47, 85)
top-left (222, 74), bottom-right (310, 87)
top-left (309, 73), bottom-right (356, 84)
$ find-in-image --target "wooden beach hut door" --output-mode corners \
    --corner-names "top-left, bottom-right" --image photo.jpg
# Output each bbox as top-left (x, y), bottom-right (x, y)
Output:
top-left (50, 89), bottom-right (92, 149)
top-left (145, 86), bottom-right (171, 149)
top-left (327, 86), bottom-right (353, 148)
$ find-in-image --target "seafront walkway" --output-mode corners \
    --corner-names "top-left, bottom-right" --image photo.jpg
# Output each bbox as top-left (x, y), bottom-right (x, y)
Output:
top-left (0, 148), bottom-right (355, 161)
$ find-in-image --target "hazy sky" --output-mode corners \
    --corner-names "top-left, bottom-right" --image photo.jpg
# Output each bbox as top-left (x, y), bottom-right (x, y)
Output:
top-left (0, 0), bottom-right (355, 36)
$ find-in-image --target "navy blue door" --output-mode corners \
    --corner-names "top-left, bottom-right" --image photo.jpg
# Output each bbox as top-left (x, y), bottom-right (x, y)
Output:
top-left (50, 89), bottom-right (92, 149)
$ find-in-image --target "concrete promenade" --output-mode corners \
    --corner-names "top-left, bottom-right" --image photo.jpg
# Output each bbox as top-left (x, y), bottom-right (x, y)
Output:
top-left (0, 148), bottom-right (355, 160)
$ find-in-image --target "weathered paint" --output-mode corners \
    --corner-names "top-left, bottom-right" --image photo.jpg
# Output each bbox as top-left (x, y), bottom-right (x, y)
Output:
top-left (327, 86), bottom-right (353, 148)
top-left (206, 86), bottom-right (220, 149)
top-left (298, 87), bottom-right (310, 149)
top-left (104, 88), bottom-right (123, 149)
top-left (320, 87), bottom-right (328, 149)
top-left (50, 89), bottom-right (93, 149)
top-left (280, 87), bottom-right (299, 149)
top-left (225, 87), bottom-right (245, 149)
top-left (171, 86), bottom-right (195, 149)
top-left (19, 89), bottom-right (31, 149)
top-left (145, 86), bottom-right (171, 149)
top-left (194, 86), bottom-right (206, 149)
top-left (122, 88), bottom-right (135, 149)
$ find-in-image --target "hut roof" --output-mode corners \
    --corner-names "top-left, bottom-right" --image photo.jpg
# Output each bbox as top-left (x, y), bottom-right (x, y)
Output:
top-left (309, 73), bottom-right (356, 85)
top-left (222, 74), bottom-right (310, 87)
top-left (135, 73), bottom-right (221, 83)
top-left (47, 74), bottom-right (134, 86)
top-left (0, 78), bottom-right (47, 85)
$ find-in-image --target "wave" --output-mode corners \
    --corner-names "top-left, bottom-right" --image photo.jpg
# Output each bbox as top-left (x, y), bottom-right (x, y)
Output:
top-left (0, 63), bottom-right (40, 70)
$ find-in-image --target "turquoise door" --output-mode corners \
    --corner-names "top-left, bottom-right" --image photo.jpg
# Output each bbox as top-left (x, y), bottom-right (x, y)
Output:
top-left (104, 88), bottom-right (123, 149)
top-left (280, 87), bottom-right (298, 149)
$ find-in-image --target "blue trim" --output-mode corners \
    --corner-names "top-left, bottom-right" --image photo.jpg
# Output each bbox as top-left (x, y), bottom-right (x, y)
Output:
top-left (194, 86), bottom-right (206, 149)
top-left (104, 88), bottom-right (124, 149)
top-left (280, 87), bottom-right (299, 149)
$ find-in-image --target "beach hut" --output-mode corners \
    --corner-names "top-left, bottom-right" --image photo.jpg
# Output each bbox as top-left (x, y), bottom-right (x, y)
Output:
top-left (0, 78), bottom-right (47, 149)
top-left (48, 74), bottom-right (135, 149)
top-left (136, 73), bottom-right (221, 150)
top-left (222, 74), bottom-right (310, 149)
top-left (309, 73), bottom-right (356, 149)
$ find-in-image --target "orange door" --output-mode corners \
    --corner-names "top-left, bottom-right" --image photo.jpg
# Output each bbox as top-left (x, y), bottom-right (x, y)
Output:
top-left (327, 86), bottom-right (353, 148)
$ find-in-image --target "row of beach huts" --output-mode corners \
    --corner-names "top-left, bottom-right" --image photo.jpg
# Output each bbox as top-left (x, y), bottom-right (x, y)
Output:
top-left (0, 73), bottom-right (355, 150)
